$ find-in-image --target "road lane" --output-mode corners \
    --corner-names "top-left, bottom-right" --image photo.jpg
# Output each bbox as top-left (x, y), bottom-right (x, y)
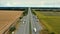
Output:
top-left (15, 15), bottom-right (29, 34)
top-left (15, 7), bottom-right (43, 34)
top-left (28, 7), bottom-right (43, 34)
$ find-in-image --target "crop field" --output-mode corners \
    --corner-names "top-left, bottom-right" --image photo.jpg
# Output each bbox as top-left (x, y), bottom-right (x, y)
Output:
top-left (34, 11), bottom-right (60, 34)
top-left (0, 10), bottom-right (23, 34)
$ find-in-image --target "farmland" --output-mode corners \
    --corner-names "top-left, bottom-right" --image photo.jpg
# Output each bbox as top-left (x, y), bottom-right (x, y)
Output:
top-left (34, 11), bottom-right (60, 34)
top-left (0, 10), bottom-right (23, 34)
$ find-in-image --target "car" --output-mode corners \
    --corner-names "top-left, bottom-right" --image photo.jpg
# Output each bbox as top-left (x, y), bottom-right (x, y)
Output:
top-left (33, 28), bottom-right (37, 32)
top-left (23, 21), bottom-right (26, 24)
top-left (23, 21), bottom-right (24, 23)
top-left (12, 31), bottom-right (15, 34)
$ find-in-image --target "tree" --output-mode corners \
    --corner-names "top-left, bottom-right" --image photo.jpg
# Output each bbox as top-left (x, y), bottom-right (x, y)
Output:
top-left (50, 32), bottom-right (55, 34)
top-left (10, 26), bottom-right (16, 32)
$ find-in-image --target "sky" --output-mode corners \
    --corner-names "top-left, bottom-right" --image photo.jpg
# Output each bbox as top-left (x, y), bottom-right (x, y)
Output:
top-left (0, 0), bottom-right (60, 7)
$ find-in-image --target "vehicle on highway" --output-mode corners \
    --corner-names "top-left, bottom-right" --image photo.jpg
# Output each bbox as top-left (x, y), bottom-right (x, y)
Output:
top-left (23, 21), bottom-right (26, 24)
top-left (12, 31), bottom-right (15, 34)
top-left (33, 28), bottom-right (37, 32)
top-left (23, 21), bottom-right (24, 23)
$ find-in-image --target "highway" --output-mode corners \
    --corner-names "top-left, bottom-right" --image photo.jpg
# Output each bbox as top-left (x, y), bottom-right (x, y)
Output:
top-left (15, 13), bottom-right (29, 34)
top-left (15, 7), bottom-right (43, 34)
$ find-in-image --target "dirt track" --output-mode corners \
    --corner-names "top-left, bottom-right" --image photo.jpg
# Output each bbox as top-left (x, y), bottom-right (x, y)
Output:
top-left (0, 10), bottom-right (23, 34)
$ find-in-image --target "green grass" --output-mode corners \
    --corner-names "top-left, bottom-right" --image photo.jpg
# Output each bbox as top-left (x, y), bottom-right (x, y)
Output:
top-left (34, 11), bottom-right (60, 34)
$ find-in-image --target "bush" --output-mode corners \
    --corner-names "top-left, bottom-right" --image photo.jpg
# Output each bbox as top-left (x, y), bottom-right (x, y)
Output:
top-left (32, 11), bottom-right (36, 15)
top-left (23, 11), bottom-right (28, 16)
top-left (45, 29), bottom-right (49, 31)
top-left (19, 17), bottom-right (23, 19)
top-left (10, 26), bottom-right (16, 32)
top-left (50, 32), bottom-right (55, 34)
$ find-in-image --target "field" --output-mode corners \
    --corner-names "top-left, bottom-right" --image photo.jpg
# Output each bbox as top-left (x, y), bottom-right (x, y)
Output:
top-left (0, 10), bottom-right (23, 34)
top-left (34, 11), bottom-right (60, 34)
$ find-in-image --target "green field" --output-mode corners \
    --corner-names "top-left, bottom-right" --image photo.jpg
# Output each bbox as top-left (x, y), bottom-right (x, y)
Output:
top-left (34, 11), bottom-right (60, 34)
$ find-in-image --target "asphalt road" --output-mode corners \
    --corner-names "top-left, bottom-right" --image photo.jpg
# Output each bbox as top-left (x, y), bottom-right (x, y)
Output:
top-left (15, 7), bottom-right (43, 34)
top-left (15, 14), bottom-right (29, 34)
top-left (28, 8), bottom-right (43, 34)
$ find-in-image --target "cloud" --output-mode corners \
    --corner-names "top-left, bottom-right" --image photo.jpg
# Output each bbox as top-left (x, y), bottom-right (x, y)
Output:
top-left (0, 0), bottom-right (60, 7)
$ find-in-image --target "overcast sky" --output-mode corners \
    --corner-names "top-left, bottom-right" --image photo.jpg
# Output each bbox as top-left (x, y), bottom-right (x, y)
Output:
top-left (0, 0), bottom-right (60, 7)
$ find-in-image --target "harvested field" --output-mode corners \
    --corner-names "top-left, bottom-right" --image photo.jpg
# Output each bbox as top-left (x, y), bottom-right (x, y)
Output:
top-left (0, 10), bottom-right (23, 34)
